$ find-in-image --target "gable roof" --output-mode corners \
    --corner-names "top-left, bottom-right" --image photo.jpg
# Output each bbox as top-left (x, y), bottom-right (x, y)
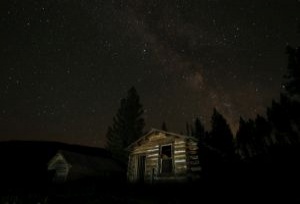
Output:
top-left (47, 152), bottom-right (67, 169)
top-left (127, 128), bottom-right (198, 150)
top-left (48, 150), bottom-right (125, 173)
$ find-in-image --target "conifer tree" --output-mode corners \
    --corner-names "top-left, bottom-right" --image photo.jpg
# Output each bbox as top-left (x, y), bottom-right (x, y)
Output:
top-left (106, 87), bottom-right (145, 162)
top-left (194, 117), bottom-right (206, 141)
top-left (161, 121), bottom-right (167, 131)
top-left (284, 46), bottom-right (300, 98)
top-left (208, 108), bottom-right (234, 156)
top-left (106, 126), bottom-right (124, 160)
top-left (236, 117), bottom-right (256, 158)
top-left (283, 46), bottom-right (300, 140)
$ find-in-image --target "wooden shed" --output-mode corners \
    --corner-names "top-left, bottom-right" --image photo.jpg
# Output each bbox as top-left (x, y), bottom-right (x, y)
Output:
top-left (47, 150), bottom-right (125, 183)
top-left (127, 129), bottom-right (201, 183)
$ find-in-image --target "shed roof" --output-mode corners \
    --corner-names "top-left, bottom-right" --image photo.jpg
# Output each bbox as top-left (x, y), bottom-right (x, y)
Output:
top-left (49, 150), bottom-right (125, 173)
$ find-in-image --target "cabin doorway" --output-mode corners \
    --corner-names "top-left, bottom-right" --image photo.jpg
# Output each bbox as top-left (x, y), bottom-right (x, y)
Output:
top-left (137, 155), bottom-right (146, 182)
top-left (161, 144), bottom-right (173, 174)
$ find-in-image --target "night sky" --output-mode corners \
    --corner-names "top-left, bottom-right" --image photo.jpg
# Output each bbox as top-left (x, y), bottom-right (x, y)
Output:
top-left (1, 0), bottom-right (300, 147)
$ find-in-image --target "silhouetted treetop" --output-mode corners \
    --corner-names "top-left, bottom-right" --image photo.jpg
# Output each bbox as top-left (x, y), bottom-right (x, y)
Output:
top-left (161, 121), bottom-right (167, 131)
top-left (106, 86), bottom-right (145, 162)
top-left (194, 117), bottom-right (206, 141)
top-left (284, 46), bottom-right (300, 98)
top-left (207, 108), bottom-right (234, 156)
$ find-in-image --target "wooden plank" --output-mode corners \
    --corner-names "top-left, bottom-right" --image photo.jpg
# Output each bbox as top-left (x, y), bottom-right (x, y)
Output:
top-left (174, 138), bottom-right (185, 142)
top-left (134, 146), bottom-right (159, 152)
top-left (174, 143), bottom-right (186, 147)
top-left (136, 138), bottom-right (173, 146)
top-left (174, 159), bottom-right (186, 163)
top-left (174, 154), bottom-right (186, 159)
top-left (174, 147), bottom-right (186, 151)
top-left (147, 153), bottom-right (159, 158)
top-left (174, 150), bottom-right (186, 154)
top-left (146, 148), bottom-right (159, 152)
top-left (147, 156), bottom-right (158, 160)
top-left (174, 149), bottom-right (186, 154)
top-left (146, 161), bottom-right (158, 166)
top-left (188, 155), bottom-right (198, 160)
top-left (174, 146), bottom-right (186, 151)
top-left (148, 133), bottom-right (167, 141)
top-left (135, 143), bottom-right (159, 148)
top-left (174, 155), bottom-right (186, 159)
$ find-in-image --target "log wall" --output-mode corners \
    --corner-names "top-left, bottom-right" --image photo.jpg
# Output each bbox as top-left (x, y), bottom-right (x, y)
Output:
top-left (127, 131), bottom-right (201, 183)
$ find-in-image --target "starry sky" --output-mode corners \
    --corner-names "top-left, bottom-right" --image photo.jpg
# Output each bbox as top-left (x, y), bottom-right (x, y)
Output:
top-left (1, 0), bottom-right (300, 147)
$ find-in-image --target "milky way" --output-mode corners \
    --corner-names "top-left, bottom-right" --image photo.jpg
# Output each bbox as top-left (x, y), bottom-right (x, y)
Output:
top-left (0, 0), bottom-right (300, 147)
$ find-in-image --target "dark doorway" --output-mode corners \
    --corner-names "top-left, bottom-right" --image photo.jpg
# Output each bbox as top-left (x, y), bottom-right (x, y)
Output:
top-left (137, 155), bottom-right (146, 182)
top-left (161, 145), bottom-right (173, 174)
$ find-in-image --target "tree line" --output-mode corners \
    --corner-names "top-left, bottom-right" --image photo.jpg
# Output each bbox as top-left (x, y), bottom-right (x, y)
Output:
top-left (105, 45), bottom-right (300, 185)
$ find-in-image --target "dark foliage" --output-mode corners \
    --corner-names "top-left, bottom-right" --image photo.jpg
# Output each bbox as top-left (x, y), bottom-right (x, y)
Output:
top-left (284, 46), bottom-right (300, 98)
top-left (193, 117), bottom-right (206, 141)
top-left (161, 121), bottom-right (167, 131)
top-left (233, 45), bottom-right (300, 202)
top-left (106, 86), bottom-right (145, 163)
top-left (207, 108), bottom-right (235, 157)
top-left (236, 115), bottom-right (271, 159)
top-left (192, 45), bottom-right (300, 202)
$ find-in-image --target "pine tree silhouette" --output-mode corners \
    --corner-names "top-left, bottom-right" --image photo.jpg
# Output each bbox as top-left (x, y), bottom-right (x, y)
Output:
top-left (194, 117), bottom-right (206, 141)
top-left (106, 87), bottom-right (145, 162)
top-left (208, 108), bottom-right (234, 157)
top-left (161, 121), bottom-right (167, 131)
top-left (284, 46), bottom-right (300, 98)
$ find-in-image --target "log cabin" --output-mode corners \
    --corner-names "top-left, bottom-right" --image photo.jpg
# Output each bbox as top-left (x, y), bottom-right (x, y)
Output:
top-left (127, 128), bottom-right (201, 183)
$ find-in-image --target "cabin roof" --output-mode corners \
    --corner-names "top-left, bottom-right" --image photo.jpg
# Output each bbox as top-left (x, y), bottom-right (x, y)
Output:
top-left (127, 128), bottom-right (198, 150)
top-left (49, 150), bottom-right (125, 173)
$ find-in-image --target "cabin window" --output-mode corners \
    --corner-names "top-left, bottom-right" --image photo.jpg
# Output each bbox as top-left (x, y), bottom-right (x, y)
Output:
top-left (160, 145), bottom-right (173, 174)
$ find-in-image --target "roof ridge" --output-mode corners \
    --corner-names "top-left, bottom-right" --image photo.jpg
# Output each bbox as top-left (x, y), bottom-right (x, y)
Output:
top-left (127, 128), bottom-right (197, 150)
